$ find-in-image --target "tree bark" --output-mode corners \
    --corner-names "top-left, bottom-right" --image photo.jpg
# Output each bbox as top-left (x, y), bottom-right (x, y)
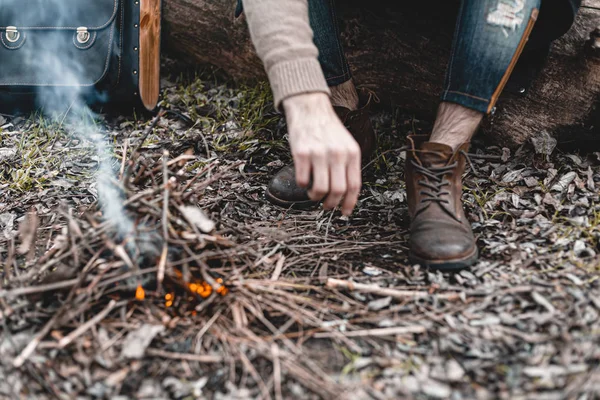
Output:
top-left (163, 0), bottom-right (600, 149)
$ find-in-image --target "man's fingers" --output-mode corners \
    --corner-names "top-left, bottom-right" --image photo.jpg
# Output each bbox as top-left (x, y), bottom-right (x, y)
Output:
top-left (323, 158), bottom-right (347, 210)
top-left (293, 150), bottom-right (311, 188)
top-left (341, 148), bottom-right (362, 215)
top-left (307, 151), bottom-right (329, 201)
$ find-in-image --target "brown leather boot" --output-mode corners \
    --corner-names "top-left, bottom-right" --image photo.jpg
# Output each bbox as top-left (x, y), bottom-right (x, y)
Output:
top-left (266, 88), bottom-right (377, 209)
top-left (405, 135), bottom-right (478, 270)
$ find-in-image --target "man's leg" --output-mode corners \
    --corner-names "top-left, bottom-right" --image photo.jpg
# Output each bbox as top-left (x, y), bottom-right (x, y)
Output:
top-left (406, 0), bottom-right (541, 270)
top-left (431, 0), bottom-right (542, 150)
top-left (266, 0), bottom-right (376, 209)
top-left (309, 0), bottom-right (359, 110)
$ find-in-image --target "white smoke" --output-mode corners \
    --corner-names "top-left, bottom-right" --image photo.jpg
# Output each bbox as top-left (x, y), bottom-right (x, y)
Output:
top-left (16, 2), bottom-right (135, 238)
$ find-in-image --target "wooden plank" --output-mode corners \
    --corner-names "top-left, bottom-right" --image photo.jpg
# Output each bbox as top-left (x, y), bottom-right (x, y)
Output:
top-left (139, 0), bottom-right (162, 111)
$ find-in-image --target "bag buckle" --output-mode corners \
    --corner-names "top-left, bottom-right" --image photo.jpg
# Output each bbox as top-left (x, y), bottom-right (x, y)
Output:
top-left (6, 26), bottom-right (20, 43)
top-left (77, 27), bottom-right (90, 44)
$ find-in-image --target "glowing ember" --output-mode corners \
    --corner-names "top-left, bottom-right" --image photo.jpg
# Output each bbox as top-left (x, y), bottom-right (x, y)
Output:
top-left (186, 279), bottom-right (228, 298)
top-left (135, 285), bottom-right (145, 301)
top-left (216, 278), bottom-right (228, 296)
top-left (165, 292), bottom-right (174, 308)
top-left (135, 274), bottom-right (228, 308)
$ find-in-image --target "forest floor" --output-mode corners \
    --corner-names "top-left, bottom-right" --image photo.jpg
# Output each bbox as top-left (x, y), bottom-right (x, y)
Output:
top-left (1, 71), bottom-right (600, 400)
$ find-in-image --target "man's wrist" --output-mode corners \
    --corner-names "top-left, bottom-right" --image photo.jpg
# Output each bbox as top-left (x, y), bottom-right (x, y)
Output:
top-left (282, 92), bottom-right (334, 121)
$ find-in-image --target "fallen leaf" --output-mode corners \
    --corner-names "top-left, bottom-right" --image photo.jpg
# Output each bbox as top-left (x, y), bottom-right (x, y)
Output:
top-left (445, 359), bottom-right (465, 382)
top-left (531, 131), bottom-right (557, 156)
top-left (121, 324), bottom-right (165, 359)
top-left (0, 148), bottom-right (16, 163)
top-left (524, 177), bottom-right (538, 188)
top-left (422, 380), bottom-right (451, 399)
top-left (368, 296), bottom-right (392, 311)
top-left (0, 212), bottom-right (16, 240)
top-left (18, 208), bottom-right (38, 259)
top-left (179, 206), bottom-right (216, 233)
top-left (501, 148), bottom-right (510, 162)
top-left (551, 172), bottom-right (577, 192)
top-left (502, 169), bottom-right (524, 184)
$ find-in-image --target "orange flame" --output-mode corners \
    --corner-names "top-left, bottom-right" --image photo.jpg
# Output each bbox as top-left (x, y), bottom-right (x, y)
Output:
top-left (216, 278), bottom-right (228, 296)
top-left (165, 292), bottom-right (174, 307)
top-left (186, 279), bottom-right (229, 298)
top-left (135, 285), bottom-right (145, 301)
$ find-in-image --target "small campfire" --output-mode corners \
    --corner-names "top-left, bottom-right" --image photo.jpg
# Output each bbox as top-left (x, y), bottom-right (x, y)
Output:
top-left (1, 111), bottom-right (240, 361)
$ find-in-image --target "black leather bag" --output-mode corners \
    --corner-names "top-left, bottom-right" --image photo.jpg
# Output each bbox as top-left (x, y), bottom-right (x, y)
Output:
top-left (0, 0), bottom-right (152, 112)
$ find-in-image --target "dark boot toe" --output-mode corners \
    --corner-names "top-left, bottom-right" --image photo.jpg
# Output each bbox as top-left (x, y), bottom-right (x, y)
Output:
top-left (409, 220), bottom-right (477, 269)
top-left (266, 165), bottom-right (318, 209)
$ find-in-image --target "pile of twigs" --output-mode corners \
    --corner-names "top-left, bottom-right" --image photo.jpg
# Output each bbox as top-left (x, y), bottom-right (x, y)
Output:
top-left (0, 113), bottom-right (394, 398)
top-left (3, 104), bottom-right (599, 398)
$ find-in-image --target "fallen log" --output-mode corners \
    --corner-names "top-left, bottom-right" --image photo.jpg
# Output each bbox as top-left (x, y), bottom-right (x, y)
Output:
top-left (163, 0), bottom-right (600, 149)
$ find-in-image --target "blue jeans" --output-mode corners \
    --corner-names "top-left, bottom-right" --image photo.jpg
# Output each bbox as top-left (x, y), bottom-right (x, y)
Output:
top-left (236, 0), bottom-right (541, 114)
top-left (442, 0), bottom-right (541, 113)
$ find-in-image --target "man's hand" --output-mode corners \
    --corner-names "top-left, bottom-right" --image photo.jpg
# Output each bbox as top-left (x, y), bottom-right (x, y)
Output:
top-left (282, 92), bottom-right (362, 216)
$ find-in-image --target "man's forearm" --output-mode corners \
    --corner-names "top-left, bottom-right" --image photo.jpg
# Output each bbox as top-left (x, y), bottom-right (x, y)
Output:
top-left (241, 0), bottom-right (331, 109)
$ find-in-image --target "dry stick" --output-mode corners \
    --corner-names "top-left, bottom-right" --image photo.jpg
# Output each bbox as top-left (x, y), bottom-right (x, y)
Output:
top-left (326, 278), bottom-right (462, 301)
top-left (145, 154), bottom-right (197, 174)
top-left (119, 138), bottom-right (129, 180)
top-left (130, 109), bottom-right (165, 161)
top-left (181, 161), bottom-right (244, 201)
top-left (158, 150), bottom-right (170, 292)
top-left (0, 279), bottom-right (79, 299)
top-left (270, 254), bottom-right (285, 281)
top-left (122, 109), bottom-right (166, 186)
top-left (145, 348), bottom-right (223, 363)
top-left (240, 298), bottom-right (344, 382)
top-left (67, 208), bottom-right (80, 267)
top-left (5, 237), bottom-right (15, 280)
top-left (467, 152), bottom-right (504, 161)
top-left (4, 248), bottom-right (106, 298)
top-left (238, 349), bottom-right (272, 400)
top-left (132, 158), bottom-right (148, 185)
top-left (180, 162), bottom-right (215, 194)
top-left (194, 309), bottom-right (222, 353)
top-left (313, 325), bottom-right (427, 339)
top-left (97, 267), bottom-right (157, 289)
top-left (254, 243), bottom-right (281, 267)
top-left (183, 246), bottom-right (224, 294)
top-left (9, 248), bottom-right (66, 283)
top-left (58, 299), bottom-right (122, 348)
top-left (13, 249), bottom-right (104, 368)
top-left (278, 357), bottom-right (339, 397)
top-left (362, 146), bottom-right (408, 171)
top-left (13, 304), bottom-right (62, 368)
top-left (271, 344), bottom-right (283, 400)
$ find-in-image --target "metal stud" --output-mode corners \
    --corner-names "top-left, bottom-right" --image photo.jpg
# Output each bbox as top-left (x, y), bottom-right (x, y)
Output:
top-left (77, 27), bottom-right (90, 44)
top-left (6, 26), bottom-right (20, 43)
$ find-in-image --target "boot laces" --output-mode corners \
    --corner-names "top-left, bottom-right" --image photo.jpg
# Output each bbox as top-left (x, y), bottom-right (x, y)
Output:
top-left (411, 150), bottom-right (473, 223)
top-left (412, 160), bottom-right (456, 206)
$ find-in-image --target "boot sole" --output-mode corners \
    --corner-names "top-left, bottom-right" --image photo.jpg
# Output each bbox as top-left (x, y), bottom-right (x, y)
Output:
top-left (265, 188), bottom-right (319, 210)
top-left (409, 247), bottom-right (479, 271)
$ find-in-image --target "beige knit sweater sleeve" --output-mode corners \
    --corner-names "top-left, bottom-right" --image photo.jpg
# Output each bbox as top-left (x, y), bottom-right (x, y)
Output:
top-left (241, 0), bottom-right (331, 109)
